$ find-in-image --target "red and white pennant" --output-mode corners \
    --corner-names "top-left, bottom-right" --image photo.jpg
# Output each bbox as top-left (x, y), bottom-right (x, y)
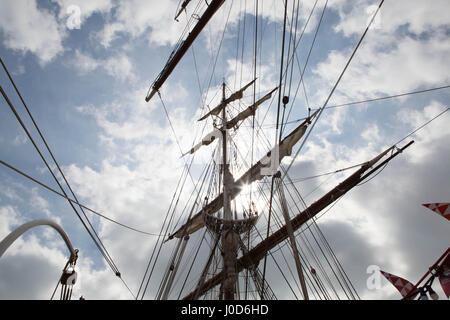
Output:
top-left (422, 203), bottom-right (450, 221)
top-left (380, 270), bottom-right (415, 298)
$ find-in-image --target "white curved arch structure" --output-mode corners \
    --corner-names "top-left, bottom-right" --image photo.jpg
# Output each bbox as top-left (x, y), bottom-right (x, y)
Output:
top-left (0, 219), bottom-right (77, 262)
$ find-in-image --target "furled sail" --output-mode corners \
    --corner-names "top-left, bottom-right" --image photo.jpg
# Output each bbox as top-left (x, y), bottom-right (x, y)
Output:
top-left (183, 87), bottom-right (278, 157)
top-left (181, 129), bottom-right (220, 157)
top-left (197, 79), bottom-right (256, 121)
top-left (168, 111), bottom-right (318, 239)
top-left (225, 87), bottom-right (278, 129)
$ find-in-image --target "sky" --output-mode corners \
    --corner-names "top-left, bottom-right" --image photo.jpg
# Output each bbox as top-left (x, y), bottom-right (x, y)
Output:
top-left (0, 0), bottom-right (449, 300)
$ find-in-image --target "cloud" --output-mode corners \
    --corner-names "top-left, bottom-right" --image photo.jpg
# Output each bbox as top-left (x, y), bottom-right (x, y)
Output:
top-left (285, 99), bottom-right (450, 299)
top-left (331, 0), bottom-right (450, 37)
top-left (71, 50), bottom-right (137, 82)
top-left (396, 101), bottom-right (450, 163)
top-left (0, 0), bottom-right (66, 65)
top-left (96, 0), bottom-right (186, 48)
top-left (0, 206), bottom-right (23, 238)
top-left (12, 132), bottom-right (28, 146)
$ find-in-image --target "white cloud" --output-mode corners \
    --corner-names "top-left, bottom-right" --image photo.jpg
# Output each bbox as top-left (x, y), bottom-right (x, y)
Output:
top-left (0, 206), bottom-right (23, 239)
top-left (0, 0), bottom-right (66, 65)
top-left (96, 0), bottom-right (185, 48)
top-left (361, 123), bottom-right (381, 143)
top-left (96, 22), bottom-right (124, 48)
top-left (71, 50), bottom-right (137, 82)
top-left (12, 132), bottom-right (28, 146)
top-left (396, 101), bottom-right (450, 164)
top-left (331, 0), bottom-right (450, 37)
top-left (72, 49), bottom-right (100, 73)
top-left (60, 84), bottom-right (199, 298)
top-left (30, 188), bottom-right (63, 226)
top-left (103, 54), bottom-right (136, 82)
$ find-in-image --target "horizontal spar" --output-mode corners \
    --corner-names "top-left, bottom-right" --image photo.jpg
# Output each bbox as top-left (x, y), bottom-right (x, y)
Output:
top-left (146, 0), bottom-right (226, 102)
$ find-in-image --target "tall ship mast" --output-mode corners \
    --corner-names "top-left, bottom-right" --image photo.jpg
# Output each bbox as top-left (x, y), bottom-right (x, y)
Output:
top-left (139, 0), bottom-right (415, 300)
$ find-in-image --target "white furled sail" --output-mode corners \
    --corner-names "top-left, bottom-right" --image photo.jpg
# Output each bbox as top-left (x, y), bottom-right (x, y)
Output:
top-left (197, 79), bottom-right (256, 121)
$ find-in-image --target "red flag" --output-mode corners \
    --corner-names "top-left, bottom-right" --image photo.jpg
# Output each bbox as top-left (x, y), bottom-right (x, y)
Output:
top-left (380, 270), bottom-right (415, 298)
top-left (438, 253), bottom-right (450, 298)
top-left (422, 203), bottom-right (450, 221)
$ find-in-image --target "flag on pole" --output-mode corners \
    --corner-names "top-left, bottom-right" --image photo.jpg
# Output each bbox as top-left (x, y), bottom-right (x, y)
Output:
top-left (380, 270), bottom-right (416, 298)
top-left (422, 203), bottom-right (450, 221)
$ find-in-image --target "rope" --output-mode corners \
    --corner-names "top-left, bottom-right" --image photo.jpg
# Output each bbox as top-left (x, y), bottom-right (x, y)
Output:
top-left (317, 85), bottom-right (450, 111)
top-left (269, 84), bottom-right (450, 129)
top-left (394, 106), bottom-right (449, 146)
top-left (281, 0), bottom-right (385, 181)
top-left (282, 0), bottom-right (327, 136)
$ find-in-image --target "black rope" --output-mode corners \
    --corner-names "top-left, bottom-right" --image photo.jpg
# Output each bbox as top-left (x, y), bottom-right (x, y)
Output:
top-left (281, 0), bottom-right (385, 180)
top-left (281, 0), bottom-right (327, 137)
